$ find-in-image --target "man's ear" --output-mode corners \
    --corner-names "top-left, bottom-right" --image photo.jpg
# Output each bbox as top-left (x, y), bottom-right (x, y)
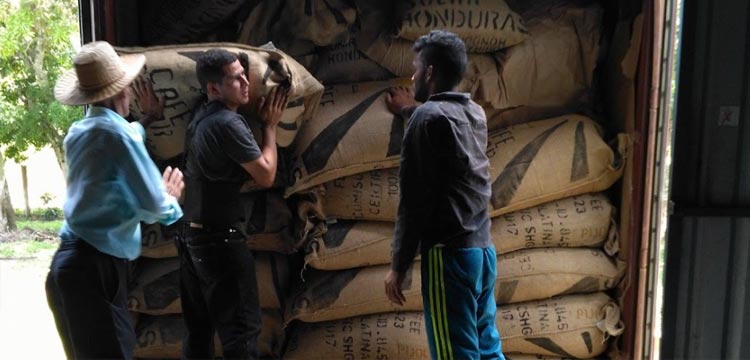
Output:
top-left (425, 65), bottom-right (434, 83)
top-left (206, 82), bottom-right (221, 98)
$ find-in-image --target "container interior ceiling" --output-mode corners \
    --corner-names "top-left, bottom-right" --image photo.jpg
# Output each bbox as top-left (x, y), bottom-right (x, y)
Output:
top-left (87, 0), bottom-right (652, 358)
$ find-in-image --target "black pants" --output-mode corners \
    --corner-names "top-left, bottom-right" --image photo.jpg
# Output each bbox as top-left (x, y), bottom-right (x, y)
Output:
top-left (177, 227), bottom-right (261, 360)
top-left (45, 239), bottom-right (135, 359)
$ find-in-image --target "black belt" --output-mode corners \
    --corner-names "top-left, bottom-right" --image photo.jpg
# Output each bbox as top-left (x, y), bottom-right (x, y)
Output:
top-left (59, 237), bottom-right (96, 252)
top-left (185, 222), bottom-right (237, 233)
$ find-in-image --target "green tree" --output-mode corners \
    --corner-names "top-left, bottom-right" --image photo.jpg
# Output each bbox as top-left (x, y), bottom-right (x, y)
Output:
top-left (0, 0), bottom-right (81, 176)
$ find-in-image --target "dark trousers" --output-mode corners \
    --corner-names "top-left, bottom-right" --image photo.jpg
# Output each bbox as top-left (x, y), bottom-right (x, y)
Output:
top-left (45, 239), bottom-right (135, 359)
top-left (177, 227), bottom-right (261, 360)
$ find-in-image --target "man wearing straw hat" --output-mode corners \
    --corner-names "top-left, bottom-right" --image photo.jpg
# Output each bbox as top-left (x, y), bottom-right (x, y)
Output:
top-left (46, 41), bottom-right (184, 359)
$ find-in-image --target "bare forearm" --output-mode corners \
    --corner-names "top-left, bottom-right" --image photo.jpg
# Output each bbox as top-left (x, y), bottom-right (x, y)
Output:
top-left (260, 126), bottom-right (278, 174)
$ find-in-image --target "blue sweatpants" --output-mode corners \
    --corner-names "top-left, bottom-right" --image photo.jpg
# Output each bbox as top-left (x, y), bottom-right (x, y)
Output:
top-left (421, 246), bottom-right (504, 360)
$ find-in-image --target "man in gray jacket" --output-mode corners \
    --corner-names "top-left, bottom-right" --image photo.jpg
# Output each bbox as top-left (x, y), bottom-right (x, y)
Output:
top-left (384, 30), bottom-right (504, 360)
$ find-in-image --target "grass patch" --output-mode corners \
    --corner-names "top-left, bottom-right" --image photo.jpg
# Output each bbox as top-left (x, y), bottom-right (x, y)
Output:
top-left (0, 220), bottom-right (61, 259)
top-left (16, 220), bottom-right (63, 235)
top-left (0, 240), bottom-right (56, 259)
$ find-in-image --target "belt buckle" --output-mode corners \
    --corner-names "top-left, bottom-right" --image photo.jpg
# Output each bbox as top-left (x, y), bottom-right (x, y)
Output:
top-left (188, 222), bottom-right (237, 234)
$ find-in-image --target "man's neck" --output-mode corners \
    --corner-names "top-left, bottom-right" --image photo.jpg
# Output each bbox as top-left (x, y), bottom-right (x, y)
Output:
top-left (429, 85), bottom-right (457, 97)
top-left (207, 96), bottom-right (238, 112)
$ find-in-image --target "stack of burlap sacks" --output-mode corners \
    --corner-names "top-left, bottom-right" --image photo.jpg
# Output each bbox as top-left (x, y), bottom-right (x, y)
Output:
top-left (120, 0), bottom-right (632, 358)
top-left (271, 1), bottom-right (630, 359)
top-left (118, 44), bottom-right (325, 359)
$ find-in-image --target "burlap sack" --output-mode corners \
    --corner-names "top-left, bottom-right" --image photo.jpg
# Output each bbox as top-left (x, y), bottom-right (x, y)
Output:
top-left (127, 258), bottom-right (182, 315)
top-left (399, 0), bottom-right (528, 52)
top-left (306, 39), bottom-right (396, 85)
top-left (495, 248), bottom-right (625, 304)
top-left (238, 1), bottom-right (318, 58)
top-left (297, 116), bottom-right (627, 223)
top-left (486, 115), bottom-right (627, 217)
top-left (133, 310), bottom-right (284, 359)
top-left (286, 263), bottom-right (422, 323)
top-left (355, 2), bottom-right (601, 127)
top-left (297, 168), bottom-right (401, 222)
top-left (497, 292), bottom-right (624, 358)
top-left (285, 292), bottom-right (622, 360)
top-left (356, 33), bottom-right (415, 77)
top-left (140, 221), bottom-right (182, 259)
top-left (355, 33), bottom-right (496, 81)
top-left (492, 192), bottom-right (619, 255)
top-left (286, 79), bottom-right (411, 195)
top-left (271, 0), bottom-right (357, 47)
top-left (284, 312), bottom-right (429, 359)
top-left (238, 191), bottom-right (301, 254)
top-left (115, 43), bottom-right (324, 161)
top-left (304, 220), bottom-right (398, 270)
top-left (128, 253), bottom-right (290, 315)
top-left (303, 193), bottom-right (618, 270)
top-left (139, 1), bottom-right (249, 45)
top-left (478, 3), bottom-right (604, 128)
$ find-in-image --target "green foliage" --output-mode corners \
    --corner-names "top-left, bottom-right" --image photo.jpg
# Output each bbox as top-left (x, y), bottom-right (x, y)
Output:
top-left (40, 192), bottom-right (55, 206)
top-left (0, 0), bottom-right (81, 166)
top-left (14, 207), bottom-right (64, 221)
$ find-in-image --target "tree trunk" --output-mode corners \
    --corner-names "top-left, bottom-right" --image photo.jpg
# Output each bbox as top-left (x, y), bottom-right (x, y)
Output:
top-left (52, 138), bottom-right (68, 179)
top-left (0, 155), bottom-right (17, 232)
top-left (22, 165), bottom-right (30, 217)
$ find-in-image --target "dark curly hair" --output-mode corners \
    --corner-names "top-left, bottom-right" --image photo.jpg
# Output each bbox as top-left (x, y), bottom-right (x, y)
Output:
top-left (196, 49), bottom-right (238, 93)
top-left (412, 30), bottom-right (468, 89)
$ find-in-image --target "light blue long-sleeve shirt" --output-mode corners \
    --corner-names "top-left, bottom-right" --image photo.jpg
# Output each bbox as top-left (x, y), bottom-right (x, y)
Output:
top-left (59, 106), bottom-right (183, 260)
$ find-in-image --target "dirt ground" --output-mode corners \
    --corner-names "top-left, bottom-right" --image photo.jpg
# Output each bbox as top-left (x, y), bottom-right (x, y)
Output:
top-left (0, 243), bottom-right (65, 359)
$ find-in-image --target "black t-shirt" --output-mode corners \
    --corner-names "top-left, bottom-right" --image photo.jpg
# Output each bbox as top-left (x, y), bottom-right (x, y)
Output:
top-left (183, 101), bottom-right (262, 226)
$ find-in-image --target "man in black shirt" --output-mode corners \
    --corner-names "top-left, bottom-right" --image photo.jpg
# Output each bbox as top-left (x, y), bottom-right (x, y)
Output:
top-left (179, 49), bottom-right (288, 359)
top-left (384, 30), bottom-right (504, 359)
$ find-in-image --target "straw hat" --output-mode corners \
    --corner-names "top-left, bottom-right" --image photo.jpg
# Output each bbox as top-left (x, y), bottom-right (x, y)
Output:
top-left (54, 41), bottom-right (145, 105)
